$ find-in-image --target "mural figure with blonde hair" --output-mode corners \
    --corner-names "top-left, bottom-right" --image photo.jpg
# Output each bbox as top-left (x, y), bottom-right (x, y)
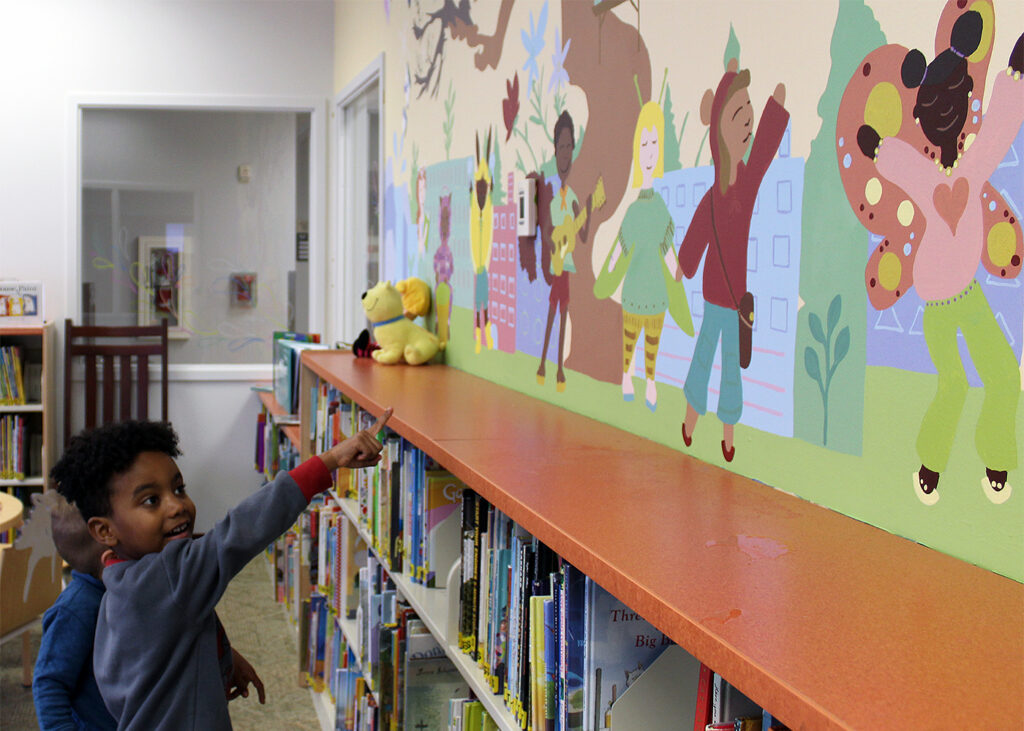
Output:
top-left (600, 100), bottom-right (685, 412)
top-left (677, 58), bottom-right (789, 462)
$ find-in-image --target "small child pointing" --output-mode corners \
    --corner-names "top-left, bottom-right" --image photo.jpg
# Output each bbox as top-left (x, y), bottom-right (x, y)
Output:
top-left (50, 408), bottom-right (393, 730)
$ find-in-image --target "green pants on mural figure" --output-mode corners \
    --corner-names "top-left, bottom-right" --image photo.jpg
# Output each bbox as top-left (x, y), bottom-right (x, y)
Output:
top-left (917, 282), bottom-right (1019, 474)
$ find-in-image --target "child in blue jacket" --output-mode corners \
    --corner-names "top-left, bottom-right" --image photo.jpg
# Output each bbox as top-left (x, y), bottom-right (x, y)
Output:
top-left (33, 495), bottom-right (117, 730)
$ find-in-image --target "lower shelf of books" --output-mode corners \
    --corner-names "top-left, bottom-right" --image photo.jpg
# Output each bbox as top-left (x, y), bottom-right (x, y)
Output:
top-left (332, 492), bottom-right (522, 731)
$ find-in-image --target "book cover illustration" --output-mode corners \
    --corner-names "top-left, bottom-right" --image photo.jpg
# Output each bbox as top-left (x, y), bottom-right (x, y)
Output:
top-left (583, 577), bottom-right (672, 731)
top-left (424, 470), bottom-right (466, 587)
top-left (0, 281), bottom-right (43, 325)
top-left (404, 628), bottom-right (470, 731)
top-left (341, 519), bottom-right (368, 620)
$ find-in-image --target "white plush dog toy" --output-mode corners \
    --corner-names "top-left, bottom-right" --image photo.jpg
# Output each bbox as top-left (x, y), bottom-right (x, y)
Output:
top-left (361, 280), bottom-right (443, 365)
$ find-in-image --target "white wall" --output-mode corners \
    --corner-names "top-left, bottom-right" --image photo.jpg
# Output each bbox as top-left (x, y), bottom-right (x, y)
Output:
top-left (0, 0), bottom-right (333, 526)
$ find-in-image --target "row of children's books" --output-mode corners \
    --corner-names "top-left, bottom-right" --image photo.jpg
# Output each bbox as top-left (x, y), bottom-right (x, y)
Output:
top-left (458, 490), bottom-right (789, 731)
top-left (296, 544), bottom-right (502, 731)
top-left (456, 491), bottom-right (676, 731)
top-left (285, 381), bottom-right (790, 730)
top-left (0, 346), bottom-right (26, 405)
top-left (310, 382), bottom-right (468, 590)
top-left (0, 415), bottom-right (27, 479)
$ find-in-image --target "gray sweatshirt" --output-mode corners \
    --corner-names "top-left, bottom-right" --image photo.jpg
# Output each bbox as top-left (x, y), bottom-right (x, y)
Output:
top-left (94, 458), bottom-right (331, 730)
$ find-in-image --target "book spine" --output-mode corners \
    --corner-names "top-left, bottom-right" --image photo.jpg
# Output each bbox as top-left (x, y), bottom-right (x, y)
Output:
top-left (458, 491), bottom-right (479, 654)
top-left (694, 663), bottom-right (713, 731)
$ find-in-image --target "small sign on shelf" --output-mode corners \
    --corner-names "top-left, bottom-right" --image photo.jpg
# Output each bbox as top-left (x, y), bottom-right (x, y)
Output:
top-left (0, 281), bottom-right (44, 326)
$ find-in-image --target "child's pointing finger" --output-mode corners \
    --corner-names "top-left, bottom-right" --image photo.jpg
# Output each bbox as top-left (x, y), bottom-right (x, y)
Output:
top-left (368, 407), bottom-right (394, 437)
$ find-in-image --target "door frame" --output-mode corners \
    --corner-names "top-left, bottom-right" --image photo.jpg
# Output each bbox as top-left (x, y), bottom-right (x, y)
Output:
top-left (331, 54), bottom-right (385, 346)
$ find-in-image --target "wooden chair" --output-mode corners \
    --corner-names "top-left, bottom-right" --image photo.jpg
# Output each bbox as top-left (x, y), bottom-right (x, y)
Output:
top-left (63, 318), bottom-right (169, 444)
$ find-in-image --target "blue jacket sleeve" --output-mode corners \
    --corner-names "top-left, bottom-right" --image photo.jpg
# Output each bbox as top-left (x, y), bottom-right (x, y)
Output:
top-left (33, 606), bottom-right (93, 731)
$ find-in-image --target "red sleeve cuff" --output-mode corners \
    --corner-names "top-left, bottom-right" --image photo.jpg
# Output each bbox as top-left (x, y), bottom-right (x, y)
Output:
top-left (289, 457), bottom-right (334, 502)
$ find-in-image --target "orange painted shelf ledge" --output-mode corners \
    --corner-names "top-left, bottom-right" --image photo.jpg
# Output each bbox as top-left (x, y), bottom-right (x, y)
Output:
top-left (256, 390), bottom-right (301, 447)
top-left (302, 350), bottom-right (1024, 731)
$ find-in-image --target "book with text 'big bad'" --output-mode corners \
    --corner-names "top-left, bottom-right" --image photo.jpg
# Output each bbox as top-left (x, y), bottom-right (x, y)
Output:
top-left (583, 577), bottom-right (674, 731)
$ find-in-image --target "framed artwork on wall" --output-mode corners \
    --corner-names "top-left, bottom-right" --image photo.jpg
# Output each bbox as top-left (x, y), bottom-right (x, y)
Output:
top-left (137, 235), bottom-right (191, 338)
top-left (229, 272), bottom-right (258, 307)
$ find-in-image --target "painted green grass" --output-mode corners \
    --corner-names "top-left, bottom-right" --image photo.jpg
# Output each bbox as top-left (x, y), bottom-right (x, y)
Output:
top-left (445, 307), bottom-right (1023, 581)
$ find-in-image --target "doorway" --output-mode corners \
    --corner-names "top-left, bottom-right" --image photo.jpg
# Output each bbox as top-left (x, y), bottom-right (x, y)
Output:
top-left (333, 56), bottom-right (384, 346)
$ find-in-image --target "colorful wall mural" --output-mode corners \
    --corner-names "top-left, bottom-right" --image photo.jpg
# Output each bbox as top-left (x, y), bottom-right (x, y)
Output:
top-left (345, 0), bottom-right (1024, 581)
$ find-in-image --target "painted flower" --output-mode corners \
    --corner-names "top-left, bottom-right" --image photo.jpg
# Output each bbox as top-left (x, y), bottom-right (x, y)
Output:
top-left (503, 73), bottom-right (520, 142)
top-left (548, 28), bottom-right (570, 94)
top-left (520, 1), bottom-right (548, 92)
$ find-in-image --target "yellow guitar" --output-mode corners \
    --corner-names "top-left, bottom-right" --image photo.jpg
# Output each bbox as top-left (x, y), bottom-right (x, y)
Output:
top-left (550, 176), bottom-right (606, 276)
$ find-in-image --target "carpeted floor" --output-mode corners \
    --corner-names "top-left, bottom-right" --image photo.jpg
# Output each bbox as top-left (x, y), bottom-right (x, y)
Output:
top-left (0, 555), bottom-right (321, 730)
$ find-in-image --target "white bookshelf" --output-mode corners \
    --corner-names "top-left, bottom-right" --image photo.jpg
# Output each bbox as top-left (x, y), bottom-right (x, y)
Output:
top-left (327, 491), bottom-right (522, 731)
top-left (0, 404), bottom-right (44, 413)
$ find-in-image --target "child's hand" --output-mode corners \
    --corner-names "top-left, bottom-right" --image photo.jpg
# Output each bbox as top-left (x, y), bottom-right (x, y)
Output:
top-left (319, 408), bottom-right (393, 471)
top-left (226, 649), bottom-right (266, 704)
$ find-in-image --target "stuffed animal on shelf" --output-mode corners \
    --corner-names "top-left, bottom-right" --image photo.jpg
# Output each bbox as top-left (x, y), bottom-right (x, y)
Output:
top-left (352, 328), bottom-right (379, 358)
top-left (396, 277), bottom-right (431, 319)
top-left (361, 280), bottom-right (443, 365)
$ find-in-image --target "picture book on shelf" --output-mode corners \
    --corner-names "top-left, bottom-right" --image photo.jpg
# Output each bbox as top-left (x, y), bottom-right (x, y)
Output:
top-left (583, 577), bottom-right (674, 731)
top-left (404, 622), bottom-right (470, 731)
top-left (423, 469), bottom-right (466, 587)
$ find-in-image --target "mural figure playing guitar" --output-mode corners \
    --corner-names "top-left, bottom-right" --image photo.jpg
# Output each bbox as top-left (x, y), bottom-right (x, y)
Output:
top-left (536, 111), bottom-right (604, 392)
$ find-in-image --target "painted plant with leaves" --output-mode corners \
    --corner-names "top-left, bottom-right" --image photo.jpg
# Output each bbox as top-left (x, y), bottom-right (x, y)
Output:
top-left (509, 4), bottom-right (582, 179)
top-left (804, 294), bottom-right (850, 446)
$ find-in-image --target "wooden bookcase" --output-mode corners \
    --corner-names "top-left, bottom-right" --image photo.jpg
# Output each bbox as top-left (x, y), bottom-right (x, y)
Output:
top-left (298, 350), bottom-right (1024, 731)
top-left (0, 323), bottom-right (60, 682)
top-left (0, 324), bottom-right (55, 505)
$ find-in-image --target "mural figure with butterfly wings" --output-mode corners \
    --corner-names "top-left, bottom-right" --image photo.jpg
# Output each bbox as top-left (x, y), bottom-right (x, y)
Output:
top-left (838, 0), bottom-right (1023, 505)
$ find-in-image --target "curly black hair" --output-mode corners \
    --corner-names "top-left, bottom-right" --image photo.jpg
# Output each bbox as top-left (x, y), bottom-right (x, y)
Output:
top-left (51, 420), bottom-right (181, 520)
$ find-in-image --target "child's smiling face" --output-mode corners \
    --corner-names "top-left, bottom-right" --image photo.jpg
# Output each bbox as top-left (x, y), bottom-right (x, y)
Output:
top-left (91, 451), bottom-right (196, 560)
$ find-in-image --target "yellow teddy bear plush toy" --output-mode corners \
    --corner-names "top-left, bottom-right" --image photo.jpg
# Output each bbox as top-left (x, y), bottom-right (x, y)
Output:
top-left (361, 280), bottom-right (443, 365)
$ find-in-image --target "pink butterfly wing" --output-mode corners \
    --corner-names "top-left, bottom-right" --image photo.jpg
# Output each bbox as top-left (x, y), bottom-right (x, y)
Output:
top-left (837, 44), bottom-right (927, 310)
top-left (980, 182), bottom-right (1024, 280)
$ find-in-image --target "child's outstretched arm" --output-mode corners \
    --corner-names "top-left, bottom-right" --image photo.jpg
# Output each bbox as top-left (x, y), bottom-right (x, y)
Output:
top-left (153, 408), bottom-right (394, 621)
